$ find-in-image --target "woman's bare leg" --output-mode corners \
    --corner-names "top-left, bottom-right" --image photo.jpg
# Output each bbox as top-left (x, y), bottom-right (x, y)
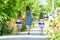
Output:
top-left (26, 25), bottom-right (31, 34)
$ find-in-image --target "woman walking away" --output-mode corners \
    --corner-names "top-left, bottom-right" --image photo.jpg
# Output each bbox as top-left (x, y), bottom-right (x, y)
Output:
top-left (38, 12), bottom-right (44, 34)
top-left (25, 6), bottom-right (32, 35)
top-left (16, 11), bottom-right (22, 35)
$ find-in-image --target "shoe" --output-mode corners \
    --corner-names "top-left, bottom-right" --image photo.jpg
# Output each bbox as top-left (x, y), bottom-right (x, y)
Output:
top-left (28, 32), bottom-right (30, 35)
top-left (16, 33), bottom-right (19, 35)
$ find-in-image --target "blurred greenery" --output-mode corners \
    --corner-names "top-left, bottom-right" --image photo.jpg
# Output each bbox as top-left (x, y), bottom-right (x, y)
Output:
top-left (0, 0), bottom-right (60, 35)
top-left (48, 27), bottom-right (60, 40)
top-left (48, 11), bottom-right (60, 40)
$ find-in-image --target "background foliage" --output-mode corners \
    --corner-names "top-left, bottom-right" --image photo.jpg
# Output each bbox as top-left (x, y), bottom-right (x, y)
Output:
top-left (0, 0), bottom-right (60, 35)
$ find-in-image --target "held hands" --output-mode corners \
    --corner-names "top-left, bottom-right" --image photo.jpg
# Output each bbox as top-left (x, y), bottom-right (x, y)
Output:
top-left (22, 18), bottom-right (25, 24)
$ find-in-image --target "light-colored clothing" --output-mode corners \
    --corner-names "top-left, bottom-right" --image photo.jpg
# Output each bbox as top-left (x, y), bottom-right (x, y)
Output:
top-left (39, 19), bottom-right (44, 27)
top-left (48, 13), bottom-right (54, 20)
top-left (16, 19), bottom-right (22, 27)
top-left (25, 10), bottom-right (32, 25)
top-left (49, 16), bottom-right (54, 20)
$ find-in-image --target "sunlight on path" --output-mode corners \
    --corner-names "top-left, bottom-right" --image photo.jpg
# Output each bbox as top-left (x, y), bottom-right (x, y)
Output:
top-left (0, 35), bottom-right (48, 40)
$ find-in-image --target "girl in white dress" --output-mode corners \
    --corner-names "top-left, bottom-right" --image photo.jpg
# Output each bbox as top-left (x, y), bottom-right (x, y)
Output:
top-left (38, 12), bottom-right (44, 34)
top-left (16, 11), bottom-right (22, 35)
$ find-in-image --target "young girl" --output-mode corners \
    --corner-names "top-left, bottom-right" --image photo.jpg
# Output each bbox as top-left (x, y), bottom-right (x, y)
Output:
top-left (25, 6), bottom-right (32, 35)
top-left (48, 13), bottom-right (54, 22)
top-left (38, 12), bottom-right (44, 34)
top-left (16, 11), bottom-right (22, 35)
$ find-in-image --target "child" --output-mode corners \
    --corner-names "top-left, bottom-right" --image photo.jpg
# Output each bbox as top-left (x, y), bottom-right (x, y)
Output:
top-left (48, 13), bottom-right (54, 22)
top-left (38, 12), bottom-right (44, 34)
top-left (16, 11), bottom-right (22, 35)
top-left (25, 6), bottom-right (32, 35)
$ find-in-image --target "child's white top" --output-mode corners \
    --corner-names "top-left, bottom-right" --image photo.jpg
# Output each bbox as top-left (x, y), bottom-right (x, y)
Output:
top-left (39, 19), bottom-right (44, 27)
top-left (16, 19), bottom-right (22, 22)
top-left (39, 19), bottom-right (44, 23)
top-left (16, 19), bottom-right (22, 27)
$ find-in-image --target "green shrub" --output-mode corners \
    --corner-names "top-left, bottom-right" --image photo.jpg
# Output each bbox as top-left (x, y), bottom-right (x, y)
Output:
top-left (21, 24), bottom-right (27, 32)
top-left (48, 27), bottom-right (60, 40)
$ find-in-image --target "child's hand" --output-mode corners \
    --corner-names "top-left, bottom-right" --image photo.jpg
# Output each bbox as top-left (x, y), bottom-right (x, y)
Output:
top-left (32, 18), bottom-right (35, 22)
top-left (22, 18), bottom-right (25, 24)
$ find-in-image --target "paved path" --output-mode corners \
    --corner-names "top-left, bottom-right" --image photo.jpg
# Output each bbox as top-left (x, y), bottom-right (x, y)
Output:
top-left (0, 35), bottom-right (48, 40)
top-left (0, 23), bottom-right (48, 40)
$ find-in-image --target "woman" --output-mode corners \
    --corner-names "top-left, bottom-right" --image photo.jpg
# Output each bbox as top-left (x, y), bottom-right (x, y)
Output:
top-left (16, 11), bottom-right (22, 35)
top-left (25, 6), bottom-right (32, 35)
top-left (38, 12), bottom-right (44, 34)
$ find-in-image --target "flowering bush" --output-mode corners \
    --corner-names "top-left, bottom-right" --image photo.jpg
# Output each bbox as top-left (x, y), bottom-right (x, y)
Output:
top-left (48, 11), bottom-right (60, 40)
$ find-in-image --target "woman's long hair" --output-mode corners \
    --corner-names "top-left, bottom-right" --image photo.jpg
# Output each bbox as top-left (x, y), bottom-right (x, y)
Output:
top-left (39, 12), bottom-right (44, 19)
top-left (26, 6), bottom-right (30, 10)
top-left (17, 11), bottom-right (22, 19)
